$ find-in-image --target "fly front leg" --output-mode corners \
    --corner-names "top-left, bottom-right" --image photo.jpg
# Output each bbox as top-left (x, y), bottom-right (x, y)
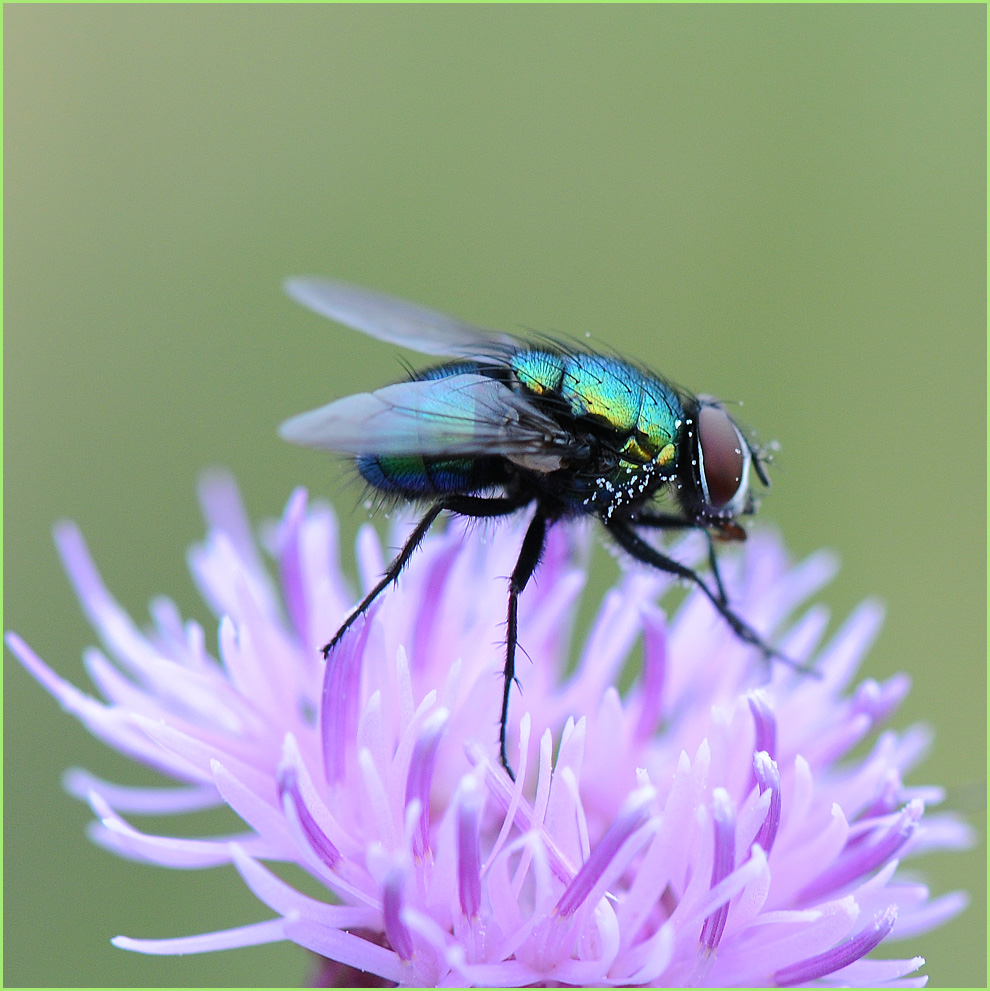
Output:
top-left (605, 519), bottom-right (818, 676)
top-left (630, 511), bottom-right (730, 606)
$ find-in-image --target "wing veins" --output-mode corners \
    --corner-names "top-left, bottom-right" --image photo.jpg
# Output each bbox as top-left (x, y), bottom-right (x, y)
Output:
top-left (285, 277), bottom-right (518, 359)
top-left (280, 371), bottom-right (579, 463)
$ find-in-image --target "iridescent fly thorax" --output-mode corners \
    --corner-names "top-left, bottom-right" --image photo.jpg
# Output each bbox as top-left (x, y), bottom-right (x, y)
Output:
top-left (510, 349), bottom-right (683, 511)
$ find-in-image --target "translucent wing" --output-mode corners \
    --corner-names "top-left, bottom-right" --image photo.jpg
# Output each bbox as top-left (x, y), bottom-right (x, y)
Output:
top-left (285, 277), bottom-right (516, 358)
top-left (280, 372), bottom-right (577, 470)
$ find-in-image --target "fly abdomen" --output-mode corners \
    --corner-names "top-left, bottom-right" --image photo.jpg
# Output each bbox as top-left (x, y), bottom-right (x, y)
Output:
top-left (357, 453), bottom-right (506, 499)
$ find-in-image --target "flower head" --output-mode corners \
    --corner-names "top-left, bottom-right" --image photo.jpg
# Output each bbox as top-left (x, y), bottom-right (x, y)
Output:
top-left (8, 471), bottom-right (971, 986)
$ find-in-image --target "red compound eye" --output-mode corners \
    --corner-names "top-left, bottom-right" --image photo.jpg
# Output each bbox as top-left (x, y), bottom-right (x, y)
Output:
top-left (697, 403), bottom-right (748, 510)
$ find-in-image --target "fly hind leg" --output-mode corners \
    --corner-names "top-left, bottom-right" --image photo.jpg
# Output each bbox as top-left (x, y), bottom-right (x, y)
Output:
top-left (323, 494), bottom-right (547, 781)
top-left (323, 494), bottom-right (529, 659)
top-left (322, 503), bottom-right (445, 659)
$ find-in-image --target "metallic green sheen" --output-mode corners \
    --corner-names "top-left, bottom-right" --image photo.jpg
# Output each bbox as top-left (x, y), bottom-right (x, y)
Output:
top-left (359, 351), bottom-right (684, 507)
top-left (510, 350), bottom-right (565, 394)
top-left (513, 350), bottom-right (682, 461)
top-left (637, 376), bottom-right (682, 451)
top-left (560, 355), bottom-right (641, 430)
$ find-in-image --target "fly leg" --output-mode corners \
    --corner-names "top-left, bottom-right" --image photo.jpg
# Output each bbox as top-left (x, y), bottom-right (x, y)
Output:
top-left (630, 511), bottom-right (730, 606)
top-left (500, 511), bottom-right (548, 780)
top-left (323, 495), bottom-right (530, 659)
top-left (436, 497), bottom-right (549, 778)
top-left (604, 519), bottom-right (818, 676)
top-left (322, 503), bottom-right (445, 659)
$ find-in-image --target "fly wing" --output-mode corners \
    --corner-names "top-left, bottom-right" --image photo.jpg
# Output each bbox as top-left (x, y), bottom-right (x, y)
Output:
top-left (280, 372), bottom-right (576, 471)
top-left (285, 277), bottom-right (516, 359)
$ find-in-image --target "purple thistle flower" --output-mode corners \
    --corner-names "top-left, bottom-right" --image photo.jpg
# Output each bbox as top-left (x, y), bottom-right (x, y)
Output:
top-left (8, 471), bottom-right (972, 987)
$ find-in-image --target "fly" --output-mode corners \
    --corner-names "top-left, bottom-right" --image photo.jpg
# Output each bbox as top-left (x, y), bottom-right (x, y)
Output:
top-left (279, 277), bottom-right (811, 779)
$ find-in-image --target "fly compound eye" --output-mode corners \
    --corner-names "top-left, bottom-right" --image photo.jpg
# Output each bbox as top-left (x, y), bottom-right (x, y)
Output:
top-left (697, 403), bottom-right (751, 513)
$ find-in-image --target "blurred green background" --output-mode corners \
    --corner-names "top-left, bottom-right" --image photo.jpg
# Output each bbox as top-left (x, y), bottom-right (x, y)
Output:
top-left (4, 6), bottom-right (985, 987)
